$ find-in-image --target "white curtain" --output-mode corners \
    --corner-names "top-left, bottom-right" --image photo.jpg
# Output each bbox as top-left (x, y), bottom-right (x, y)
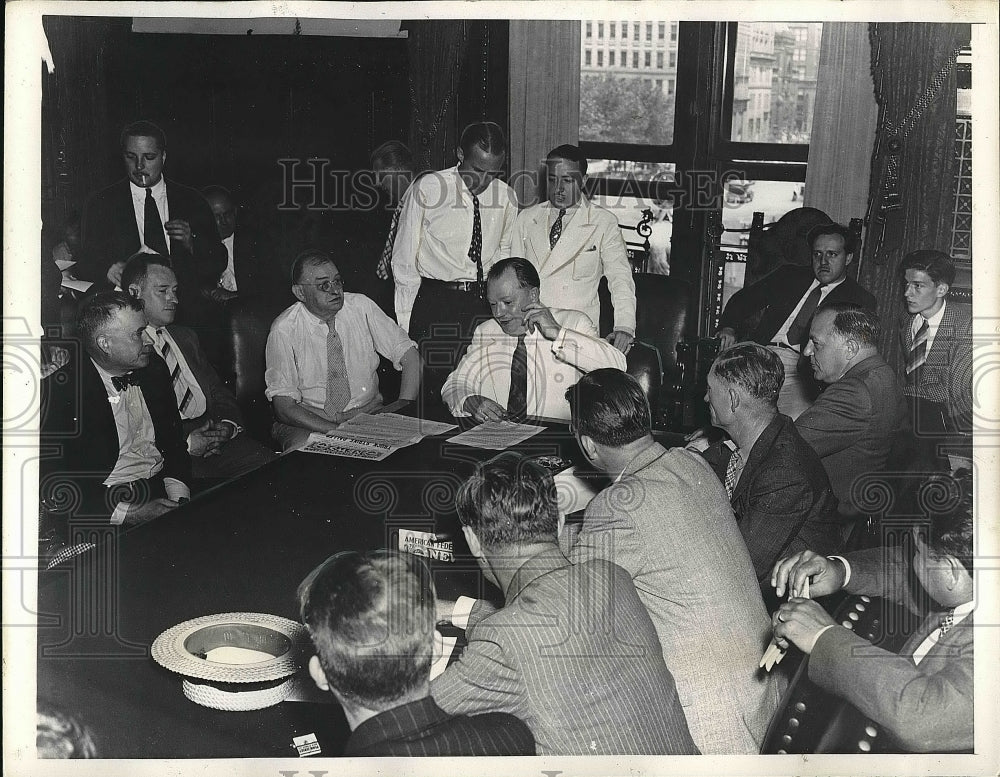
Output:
top-left (508, 21), bottom-right (581, 208)
top-left (804, 23), bottom-right (878, 231)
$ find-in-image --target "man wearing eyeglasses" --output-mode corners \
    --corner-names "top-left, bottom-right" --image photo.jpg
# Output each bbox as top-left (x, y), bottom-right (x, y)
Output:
top-left (265, 249), bottom-right (422, 451)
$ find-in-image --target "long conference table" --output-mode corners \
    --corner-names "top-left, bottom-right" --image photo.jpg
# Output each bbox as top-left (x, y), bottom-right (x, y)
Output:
top-left (37, 419), bottom-right (677, 758)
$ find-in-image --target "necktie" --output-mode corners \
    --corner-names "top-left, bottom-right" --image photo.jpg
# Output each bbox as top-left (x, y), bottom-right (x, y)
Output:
top-left (155, 329), bottom-right (198, 417)
top-left (724, 448), bottom-right (742, 498)
top-left (324, 323), bottom-right (352, 419)
top-left (144, 188), bottom-right (169, 255)
top-left (906, 319), bottom-right (929, 375)
top-left (111, 373), bottom-right (137, 392)
top-left (468, 193), bottom-right (483, 291)
top-left (786, 284), bottom-right (826, 347)
top-left (506, 334), bottom-right (528, 422)
top-left (549, 208), bottom-right (567, 249)
top-left (938, 608), bottom-right (955, 637)
top-left (376, 203), bottom-right (401, 280)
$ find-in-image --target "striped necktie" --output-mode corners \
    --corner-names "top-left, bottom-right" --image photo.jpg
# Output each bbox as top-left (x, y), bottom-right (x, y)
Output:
top-left (724, 448), bottom-right (742, 498)
top-left (154, 329), bottom-right (203, 418)
top-left (376, 202), bottom-right (402, 280)
top-left (468, 193), bottom-right (483, 288)
top-left (324, 322), bottom-right (352, 418)
top-left (549, 208), bottom-right (567, 249)
top-left (906, 318), bottom-right (929, 375)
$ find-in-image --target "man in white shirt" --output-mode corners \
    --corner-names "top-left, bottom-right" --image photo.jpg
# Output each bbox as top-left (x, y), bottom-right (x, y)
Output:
top-left (392, 122), bottom-right (517, 414)
top-left (770, 467), bottom-right (974, 753)
top-left (442, 258), bottom-right (625, 423)
top-left (507, 144), bottom-right (636, 353)
top-left (898, 250), bottom-right (972, 466)
top-left (40, 292), bottom-right (191, 527)
top-left (266, 249), bottom-right (422, 451)
top-left (717, 223), bottom-right (877, 419)
top-left (122, 253), bottom-right (276, 483)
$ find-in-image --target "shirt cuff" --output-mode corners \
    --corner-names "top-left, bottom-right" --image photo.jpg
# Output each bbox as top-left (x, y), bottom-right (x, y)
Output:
top-left (110, 502), bottom-right (129, 526)
top-left (613, 326), bottom-right (636, 337)
top-left (220, 419), bottom-right (242, 438)
top-left (829, 555), bottom-right (851, 587)
top-left (451, 596), bottom-right (478, 630)
top-left (809, 624), bottom-right (838, 653)
top-left (164, 478), bottom-right (190, 503)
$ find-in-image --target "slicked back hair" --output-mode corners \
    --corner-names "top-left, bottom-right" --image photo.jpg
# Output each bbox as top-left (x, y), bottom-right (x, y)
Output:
top-left (711, 343), bottom-right (784, 406)
top-left (76, 291), bottom-right (145, 356)
top-left (455, 452), bottom-right (559, 549)
top-left (290, 248), bottom-right (337, 285)
top-left (816, 301), bottom-right (881, 347)
top-left (121, 252), bottom-right (173, 292)
top-left (119, 120), bottom-right (167, 152)
top-left (899, 250), bottom-right (956, 287)
top-left (370, 140), bottom-right (414, 171)
top-left (565, 368), bottom-right (650, 447)
top-left (298, 550), bottom-right (436, 710)
top-left (920, 468), bottom-right (974, 576)
top-left (487, 257), bottom-right (540, 289)
top-left (806, 222), bottom-right (858, 256)
top-left (545, 144), bottom-right (588, 177)
top-left (459, 121), bottom-right (506, 157)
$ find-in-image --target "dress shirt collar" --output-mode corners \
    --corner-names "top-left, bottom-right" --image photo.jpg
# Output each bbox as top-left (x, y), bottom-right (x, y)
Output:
top-left (92, 358), bottom-right (131, 398)
top-left (129, 176), bottom-right (166, 199)
top-left (950, 598), bottom-right (975, 624)
top-left (295, 300), bottom-right (337, 331)
top-left (914, 298), bottom-right (947, 329)
top-left (806, 275), bottom-right (847, 295)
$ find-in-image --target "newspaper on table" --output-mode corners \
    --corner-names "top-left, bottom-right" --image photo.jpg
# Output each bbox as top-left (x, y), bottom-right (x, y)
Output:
top-left (298, 412), bottom-right (457, 460)
top-left (447, 420), bottom-right (545, 450)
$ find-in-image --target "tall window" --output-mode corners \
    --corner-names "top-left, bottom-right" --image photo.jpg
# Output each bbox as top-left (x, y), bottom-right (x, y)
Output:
top-left (659, 22), bottom-right (666, 41)
top-left (645, 51), bottom-right (651, 68)
top-left (598, 22), bottom-right (604, 39)
top-left (586, 22), bottom-right (592, 38)
top-left (609, 50), bottom-right (616, 67)
top-left (597, 50), bottom-right (604, 67)
top-left (657, 51), bottom-right (664, 69)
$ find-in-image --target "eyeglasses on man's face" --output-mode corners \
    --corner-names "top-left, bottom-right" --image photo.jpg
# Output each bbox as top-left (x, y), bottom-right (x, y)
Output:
top-left (297, 279), bottom-right (345, 293)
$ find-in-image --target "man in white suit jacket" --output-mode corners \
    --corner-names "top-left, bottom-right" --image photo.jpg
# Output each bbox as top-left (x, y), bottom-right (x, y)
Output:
top-left (442, 258), bottom-right (625, 423)
top-left (507, 144), bottom-right (636, 353)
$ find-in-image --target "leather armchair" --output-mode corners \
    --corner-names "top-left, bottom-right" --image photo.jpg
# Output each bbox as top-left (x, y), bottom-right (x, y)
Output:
top-left (625, 342), bottom-right (662, 421)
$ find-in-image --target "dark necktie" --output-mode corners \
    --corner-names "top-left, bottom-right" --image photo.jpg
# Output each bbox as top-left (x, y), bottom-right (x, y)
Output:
top-left (507, 334), bottom-right (528, 421)
top-left (144, 187), bottom-right (169, 255)
top-left (468, 192), bottom-right (483, 292)
top-left (549, 208), bottom-right (567, 249)
top-left (906, 319), bottom-right (929, 376)
top-left (111, 372), bottom-right (137, 392)
top-left (786, 284), bottom-right (825, 347)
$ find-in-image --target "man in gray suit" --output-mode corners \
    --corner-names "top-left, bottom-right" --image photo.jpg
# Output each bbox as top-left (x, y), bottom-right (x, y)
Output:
top-left (431, 452), bottom-right (698, 756)
top-left (566, 368), bottom-right (783, 754)
top-left (770, 468), bottom-right (973, 752)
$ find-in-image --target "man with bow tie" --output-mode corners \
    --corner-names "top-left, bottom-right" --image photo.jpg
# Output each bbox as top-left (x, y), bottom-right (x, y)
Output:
top-left (441, 258), bottom-right (625, 423)
top-left (40, 292), bottom-right (191, 527)
top-left (122, 253), bottom-right (276, 483)
top-left (770, 468), bottom-right (974, 753)
top-left (506, 144), bottom-right (636, 353)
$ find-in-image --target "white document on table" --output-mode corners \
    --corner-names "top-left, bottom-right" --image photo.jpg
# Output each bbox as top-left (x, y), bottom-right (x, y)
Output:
top-left (299, 433), bottom-right (396, 460)
top-left (61, 277), bottom-right (93, 293)
top-left (336, 412), bottom-right (456, 447)
top-left (447, 421), bottom-right (545, 450)
top-left (552, 466), bottom-right (603, 515)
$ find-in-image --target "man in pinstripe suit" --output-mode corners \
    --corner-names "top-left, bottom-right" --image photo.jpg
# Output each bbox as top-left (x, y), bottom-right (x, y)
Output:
top-left (298, 550), bottom-right (535, 756)
top-left (432, 453), bottom-right (699, 756)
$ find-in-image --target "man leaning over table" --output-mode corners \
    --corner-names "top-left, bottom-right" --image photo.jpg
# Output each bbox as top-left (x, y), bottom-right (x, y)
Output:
top-left (265, 248), bottom-right (422, 452)
top-left (441, 257), bottom-right (625, 423)
top-left (298, 549), bottom-right (535, 756)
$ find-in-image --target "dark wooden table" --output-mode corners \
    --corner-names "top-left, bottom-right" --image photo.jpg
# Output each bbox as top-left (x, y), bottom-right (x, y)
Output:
top-left (37, 421), bottom-right (619, 758)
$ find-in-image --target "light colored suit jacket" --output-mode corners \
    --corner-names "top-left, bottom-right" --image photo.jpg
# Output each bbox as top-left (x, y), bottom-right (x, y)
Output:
top-left (809, 546), bottom-right (973, 752)
top-left (441, 308), bottom-right (626, 421)
top-left (570, 442), bottom-right (784, 754)
top-left (431, 546), bottom-right (699, 755)
top-left (508, 198), bottom-right (636, 334)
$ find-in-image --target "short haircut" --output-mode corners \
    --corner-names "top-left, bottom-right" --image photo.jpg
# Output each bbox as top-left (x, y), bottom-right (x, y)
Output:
top-left (806, 222), bottom-right (858, 256)
top-left (121, 252), bottom-right (172, 292)
top-left (459, 121), bottom-right (506, 156)
top-left (200, 184), bottom-right (234, 203)
top-left (487, 257), bottom-right (540, 289)
top-left (899, 249), bottom-right (956, 287)
top-left (455, 452), bottom-right (559, 548)
top-left (119, 120), bottom-right (167, 152)
top-left (75, 291), bottom-right (145, 354)
top-left (565, 368), bottom-right (650, 447)
top-left (816, 301), bottom-right (881, 347)
top-left (290, 248), bottom-right (337, 285)
top-left (370, 140), bottom-right (414, 171)
top-left (545, 144), bottom-right (588, 177)
top-left (298, 550), bottom-right (436, 710)
top-left (711, 342), bottom-right (784, 405)
top-left (921, 468), bottom-right (974, 575)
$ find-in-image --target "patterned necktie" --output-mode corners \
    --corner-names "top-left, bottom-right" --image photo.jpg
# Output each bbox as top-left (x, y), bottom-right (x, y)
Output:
top-left (144, 187), bottom-right (169, 255)
top-left (324, 323), bottom-right (352, 418)
top-left (786, 284), bottom-right (825, 347)
top-left (938, 608), bottom-right (955, 637)
top-left (468, 192), bottom-right (483, 288)
top-left (724, 448), bottom-right (742, 498)
top-left (506, 334), bottom-right (528, 421)
top-left (376, 203), bottom-right (402, 280)
top-left (906, 319), bottom-right (930, 375)
top-left (549, 208), bottom-right (567, 249)
top-left (155, 329), bottom-right (201, 417)
top-left (111, 373), bottom-right (137, 392)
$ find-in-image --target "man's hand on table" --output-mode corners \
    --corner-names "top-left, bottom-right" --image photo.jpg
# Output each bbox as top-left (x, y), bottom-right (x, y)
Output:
top-left (464, 395), bottom-right (508, 424)
top-left (188, 419), bottom-right (230, 457)
top-left (772, 598), bottom-right (837, 654)
top-left (771, 550), bottom-right (846, 599)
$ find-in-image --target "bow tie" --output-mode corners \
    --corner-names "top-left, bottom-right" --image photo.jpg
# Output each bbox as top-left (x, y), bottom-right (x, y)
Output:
top-left (111, 373), bottom-right (138, 392)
